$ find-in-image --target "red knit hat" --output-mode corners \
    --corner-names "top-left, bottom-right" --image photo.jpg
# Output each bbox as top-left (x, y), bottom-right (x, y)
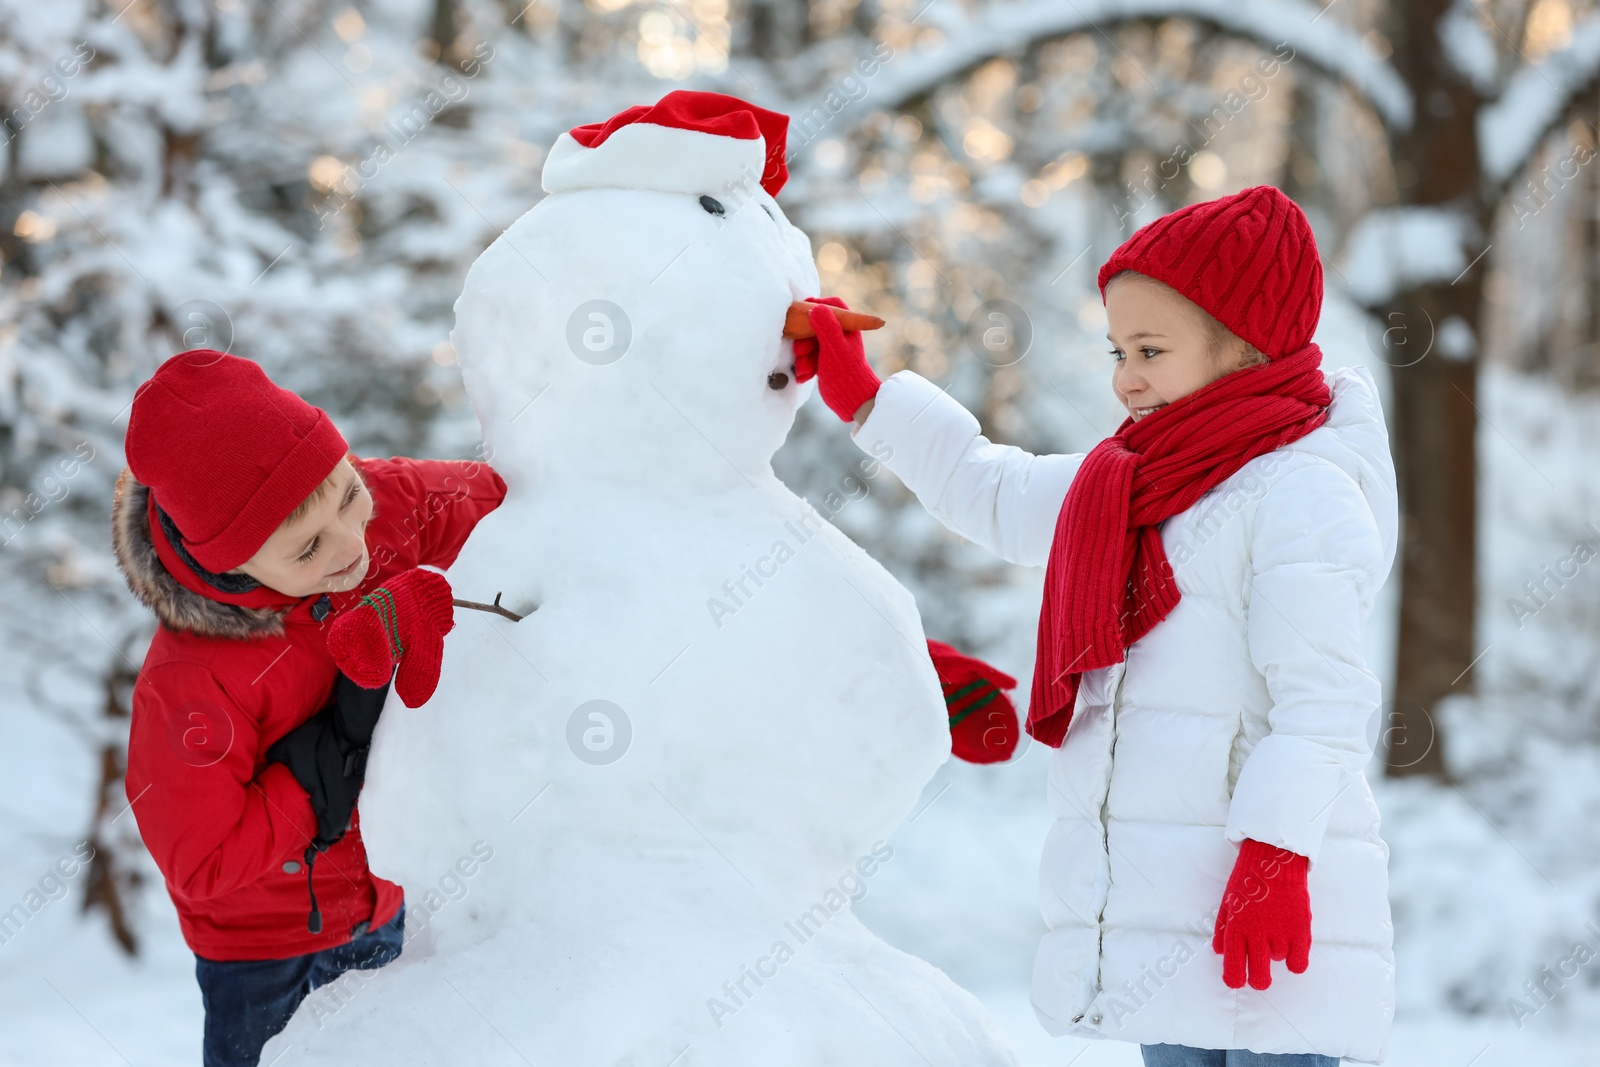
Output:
top-left (124, 350), bottom-right (349, 573)
top-left (1097, 185), bottom-right (1322, 360)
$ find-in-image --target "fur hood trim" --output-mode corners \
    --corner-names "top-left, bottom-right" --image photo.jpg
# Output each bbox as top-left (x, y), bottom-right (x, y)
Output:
top-left (111, 467), bottom-right (289, 640)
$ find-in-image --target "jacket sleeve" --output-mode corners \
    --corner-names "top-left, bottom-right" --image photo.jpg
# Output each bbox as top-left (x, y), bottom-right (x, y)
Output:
top-left (847, 370), bottom-right (1084, 568)
top-left (125, 664), bottom-right (320, 902)
top-left (375, 456), bottom-right (508, 571)
top-left (1226, 459), bottom-right (1388, 865)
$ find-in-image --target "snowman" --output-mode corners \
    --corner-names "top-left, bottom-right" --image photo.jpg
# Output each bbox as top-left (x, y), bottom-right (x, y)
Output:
top-left (264, 92), bottom-right (1017, 1066)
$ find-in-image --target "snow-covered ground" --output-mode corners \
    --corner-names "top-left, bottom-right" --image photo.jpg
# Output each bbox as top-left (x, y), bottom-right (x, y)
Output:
top-left (6, 752), bottom-right (1597, 1066)
top-left (6, 301), bottom-right (1600, 1063)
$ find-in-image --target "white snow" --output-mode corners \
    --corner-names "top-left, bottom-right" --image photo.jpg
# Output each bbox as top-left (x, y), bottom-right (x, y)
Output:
top-left (5, 2), bottom-right (1600, 1064)
top-left (868, 0), bottom-right (1413, 132)
top-left (1440, 0), bottom-right (1500, 95)
top-left (6, 264), bottom-right (1600, 1067)
top-left (1336, 205), bottom-right (1477, 306)
top-left (1481, 14), bottom-right (1600, 184)
top-left (15, 104), bottom-right (93, 180)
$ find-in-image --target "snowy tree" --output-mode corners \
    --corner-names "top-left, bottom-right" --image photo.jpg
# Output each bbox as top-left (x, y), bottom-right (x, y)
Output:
top-left (10, 0), bottom-right (1599, 970)
top-left (799, 0), bottom-right (1600, 780)
top-left (0, 0), bottom-right (594, 955)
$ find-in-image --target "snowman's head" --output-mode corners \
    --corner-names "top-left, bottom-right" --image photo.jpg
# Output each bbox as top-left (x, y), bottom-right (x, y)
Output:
top-left (451, 93), bottom-right (821, 491)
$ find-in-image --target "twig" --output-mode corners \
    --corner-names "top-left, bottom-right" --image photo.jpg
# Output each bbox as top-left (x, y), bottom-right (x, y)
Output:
top-left (452, 592), bottom-right (528, 621)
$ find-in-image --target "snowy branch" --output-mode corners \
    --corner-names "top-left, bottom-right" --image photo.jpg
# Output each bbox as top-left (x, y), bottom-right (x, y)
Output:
top-left (864, 0), bottom-right (1412, 130)
top-left (1439, 0), bottom-right (1499, 95)
top-left (1335, 205), bottom-right (1478, 308)
top-left (1480, 15), bottom-right (1600, 186)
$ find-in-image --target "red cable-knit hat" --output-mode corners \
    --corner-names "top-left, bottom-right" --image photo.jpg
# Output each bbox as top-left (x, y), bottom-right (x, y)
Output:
top-left (124, 349), bottom-right (349, 573)
top-left (1097, 185), bottom-right (1322, 360)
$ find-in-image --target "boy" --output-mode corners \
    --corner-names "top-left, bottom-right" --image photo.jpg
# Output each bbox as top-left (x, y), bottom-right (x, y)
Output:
top-left (111, 349), bottom-right (507, 1066)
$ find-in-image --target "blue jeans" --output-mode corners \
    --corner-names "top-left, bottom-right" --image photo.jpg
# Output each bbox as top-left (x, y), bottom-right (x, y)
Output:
top-left (194, 901), bottom-right (405, 1067)
top-left (1141, 1045), bottom-right (1340, 1067)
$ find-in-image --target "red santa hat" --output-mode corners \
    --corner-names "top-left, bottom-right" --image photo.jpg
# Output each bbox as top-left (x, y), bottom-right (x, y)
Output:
top-left (541, 90), bottom-right (790, 200)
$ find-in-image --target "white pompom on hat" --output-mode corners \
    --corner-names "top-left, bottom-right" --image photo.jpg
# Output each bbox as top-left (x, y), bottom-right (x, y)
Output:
top-left (541, 90), bottom-right (790, 200)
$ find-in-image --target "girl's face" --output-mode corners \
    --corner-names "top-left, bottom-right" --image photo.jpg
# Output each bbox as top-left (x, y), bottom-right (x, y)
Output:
top-left (229, 458), bottom-right (374, 597)
top-left (1105, 271), bottom-right (1248, 421)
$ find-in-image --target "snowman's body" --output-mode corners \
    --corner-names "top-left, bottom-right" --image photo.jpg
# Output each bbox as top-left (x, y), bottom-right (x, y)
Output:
top-left (264, 113), bottom-right (1017, 1065)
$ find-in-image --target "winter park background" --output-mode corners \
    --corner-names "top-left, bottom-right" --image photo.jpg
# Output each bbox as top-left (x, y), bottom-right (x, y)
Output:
top-left (3, 0), bottom-right (1600, 1063)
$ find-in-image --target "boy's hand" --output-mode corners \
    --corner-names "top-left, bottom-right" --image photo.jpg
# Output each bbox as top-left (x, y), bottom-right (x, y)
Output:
top-left (265, 672), bottom-right (391, 848)
top-left (793, 295), bottom-right (881, 423)
top-left (927, 639), bottom-right (1020, 763)
top-left (327, 567), bottom-right (456, 708)
top-left (1212, 838), bottom-right (1312, 989)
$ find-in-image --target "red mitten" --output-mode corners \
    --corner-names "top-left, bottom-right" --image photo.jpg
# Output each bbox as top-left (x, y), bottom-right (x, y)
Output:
top-left (326, 568), bottom-right (456, 708)
top-left (792, 332), bottom-right (819, 385)
top-left (1212, 838), bottom-right (1312, 990)
top-left (795, 295), bottom-right (881, 422)
top-left (927, 639), bottom-right (1020, 764)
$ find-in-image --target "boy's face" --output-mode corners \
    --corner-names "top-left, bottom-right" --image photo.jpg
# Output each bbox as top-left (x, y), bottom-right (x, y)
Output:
top-left (1105, 272), bottom-right (1245, 421)
top-left (228, 458), bottom-right (374, 597)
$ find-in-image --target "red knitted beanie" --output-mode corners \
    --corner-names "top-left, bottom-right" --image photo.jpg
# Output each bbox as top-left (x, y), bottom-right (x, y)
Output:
top-left (124, 350), bottom-right (349, 573)
top-left (1097, 185), bottom-right (1322, 360)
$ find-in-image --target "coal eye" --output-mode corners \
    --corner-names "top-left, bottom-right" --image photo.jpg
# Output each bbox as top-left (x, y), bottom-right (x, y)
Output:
top-left (760, 204), bottom-right (776, 221)
top-left (699, 195), bottom-right (725, 216)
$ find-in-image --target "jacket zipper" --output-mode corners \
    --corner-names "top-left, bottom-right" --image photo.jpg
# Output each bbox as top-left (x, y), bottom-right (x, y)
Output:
top-left (1081, 661), bottom-right (1128, 1027)
top-left (1102, 663), bottom-right (1127, 847)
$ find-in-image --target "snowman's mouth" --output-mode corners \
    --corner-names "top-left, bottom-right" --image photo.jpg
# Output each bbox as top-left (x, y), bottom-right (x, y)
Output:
top-left (767, 369), bottom-right (790, 390)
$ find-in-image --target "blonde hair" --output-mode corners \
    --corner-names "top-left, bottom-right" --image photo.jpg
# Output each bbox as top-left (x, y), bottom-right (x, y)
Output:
top-left (1206, 319), bottom-right (1269, 370)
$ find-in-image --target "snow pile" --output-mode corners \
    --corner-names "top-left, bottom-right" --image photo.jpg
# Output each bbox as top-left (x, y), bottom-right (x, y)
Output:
top-left (1336, 206), bottom-right (1477, 307)
top-left (263, 154), bottom-right (1016, 1064)
top-left (1381, 758), bottom-right (1600, 1024)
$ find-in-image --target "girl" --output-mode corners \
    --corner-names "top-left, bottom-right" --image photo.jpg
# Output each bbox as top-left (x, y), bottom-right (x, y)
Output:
top-left (112, 349), bottom-right (507, 1066)
top-left (798, 186), bottom-right (1397, 1065)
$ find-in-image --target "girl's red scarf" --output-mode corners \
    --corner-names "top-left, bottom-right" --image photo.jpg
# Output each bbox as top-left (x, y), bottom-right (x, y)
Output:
top-left (1026, 343), bottom-right (1332, 747)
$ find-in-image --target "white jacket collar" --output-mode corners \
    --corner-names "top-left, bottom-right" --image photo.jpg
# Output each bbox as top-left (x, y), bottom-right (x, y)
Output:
top-left (1285, 365), bottom-right (1400, 585)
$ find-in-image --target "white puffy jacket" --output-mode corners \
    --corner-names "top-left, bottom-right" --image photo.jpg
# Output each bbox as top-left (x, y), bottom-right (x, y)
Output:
top-left (850, 365), bottom-right (1398, 1063)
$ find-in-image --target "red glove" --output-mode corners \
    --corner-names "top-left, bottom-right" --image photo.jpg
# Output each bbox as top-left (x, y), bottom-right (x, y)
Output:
top-left (327, 568), bottom-right (456, 708)
top-left (792, 296), bottom-right (881, 422)
top-left (1212, 838), bottom-right (1312, 990)
top-left (927, 639), bottom-right (1020, 763)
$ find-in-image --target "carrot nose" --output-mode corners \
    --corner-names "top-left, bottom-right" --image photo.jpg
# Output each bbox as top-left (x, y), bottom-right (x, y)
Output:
top-left (783, 301), bottom-right (886, 339)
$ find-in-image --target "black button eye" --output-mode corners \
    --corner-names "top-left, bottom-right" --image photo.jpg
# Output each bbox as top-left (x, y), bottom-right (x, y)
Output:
top-left (699, 195), bottom-right (725, 216)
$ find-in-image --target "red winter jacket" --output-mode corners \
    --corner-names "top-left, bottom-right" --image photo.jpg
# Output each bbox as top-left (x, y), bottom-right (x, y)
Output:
top-left (112, 454), bottom-right (507, 961)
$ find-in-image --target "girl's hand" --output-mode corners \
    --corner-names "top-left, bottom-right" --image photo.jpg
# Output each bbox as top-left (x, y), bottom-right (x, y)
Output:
top-left (927, 639), bottom-right (1020, 763)
top-left (1212, 837), bottom-right (1312, 989)
top-left (793, 295), bottom-right (882, 423)
top-left (327, 567), bottom-right (456, 708)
